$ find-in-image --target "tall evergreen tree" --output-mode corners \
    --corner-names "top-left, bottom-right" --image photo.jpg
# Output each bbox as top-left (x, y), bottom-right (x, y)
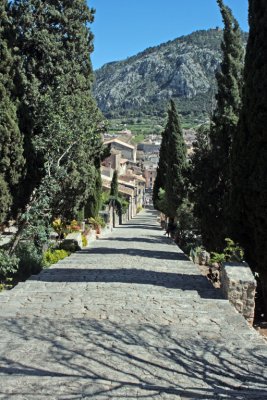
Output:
top-left (165, 99), bottom-right (187, 221)
top-left (153, 124), bottom-right (169, 210)
top-left (197, 0), bottom-right (244, 250)
top-left (231, 0), bottom-right (267, 312)
top-left (85, 167), bottom-right (102, 219)
top-left (189, 124), bottom-right (212, 245)
top-left (110, 170), bottom-right (119, 198)
top-left (0, 0), bottom-right (25, 222)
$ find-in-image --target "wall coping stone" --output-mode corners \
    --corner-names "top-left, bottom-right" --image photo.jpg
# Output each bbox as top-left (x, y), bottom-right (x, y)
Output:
top-left (221, 262), bottom-right (256, 325)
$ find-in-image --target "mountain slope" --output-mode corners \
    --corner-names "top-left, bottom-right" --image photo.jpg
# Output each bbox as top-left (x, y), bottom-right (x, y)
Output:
top-left (93, 29), bottom-right (248, 123)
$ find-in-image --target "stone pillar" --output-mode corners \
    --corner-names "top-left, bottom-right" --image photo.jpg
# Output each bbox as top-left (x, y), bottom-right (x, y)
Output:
top-left (221, 262), bottom-right (256, 325)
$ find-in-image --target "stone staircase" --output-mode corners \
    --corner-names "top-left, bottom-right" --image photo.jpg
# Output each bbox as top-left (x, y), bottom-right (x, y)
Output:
top-left (0, 209), bottom-right (266, 399)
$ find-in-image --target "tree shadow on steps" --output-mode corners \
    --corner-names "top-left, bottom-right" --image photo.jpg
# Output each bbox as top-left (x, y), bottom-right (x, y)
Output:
top-left (100, 235), bottom-right (174, 245)
top-left (30, 267), bottom-right (223, 299)
top-left (0, 317), bottom-right (267, 399)
top-left (81, 246), bottom-right (189, 260)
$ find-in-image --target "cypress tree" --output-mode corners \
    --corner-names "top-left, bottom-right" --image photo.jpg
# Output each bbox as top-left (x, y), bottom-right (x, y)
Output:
top-left (0, 175), bottom-right (11, 223)
top-left (189, 124), bottom-right (212, 245)
top-left (165, 99), bottom-right (187, 221)
top-left (199, 0), bottom-right (244, 250)
top-left (110, 170), bottom-right (119, 198)
top-left (231, 0), bottom-right (267, 312)
top-left (153, 124), bottom-right (169, 210)
top-left (85, 168), bottom-right (102, 219)
top-left (0, 0), bottom-right (24, 222)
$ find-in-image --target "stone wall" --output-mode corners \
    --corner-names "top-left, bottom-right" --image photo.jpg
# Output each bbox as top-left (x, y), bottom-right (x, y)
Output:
top-left (221, 262), bottom-right (256, 325)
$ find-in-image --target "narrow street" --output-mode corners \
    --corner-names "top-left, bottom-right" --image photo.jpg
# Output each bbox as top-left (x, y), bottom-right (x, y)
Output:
top-left (0, 209), bottom-right (266, 399)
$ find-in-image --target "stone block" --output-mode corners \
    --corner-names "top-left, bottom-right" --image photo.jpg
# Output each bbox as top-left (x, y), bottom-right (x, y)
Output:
top-left (221, 262), bottom-right (256, 325)
top-left (61, 232), bottom-right (83, 251)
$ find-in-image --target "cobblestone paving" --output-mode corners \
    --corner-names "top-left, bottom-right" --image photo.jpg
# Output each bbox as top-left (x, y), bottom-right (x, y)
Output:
top-left (0, 209), bottom-right (267, 399)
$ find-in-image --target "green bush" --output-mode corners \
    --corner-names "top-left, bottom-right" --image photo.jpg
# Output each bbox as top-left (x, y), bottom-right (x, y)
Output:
top-left (0, 250), bottom-right (19, 283)
top-left (15, 242), bottom-right (43, 280)
top-left (43, 249), bottom-right (70, 267)
top-left (210, 238), bottom-right (244, 265)
top-left (210, 252), bottom-right (226, 265)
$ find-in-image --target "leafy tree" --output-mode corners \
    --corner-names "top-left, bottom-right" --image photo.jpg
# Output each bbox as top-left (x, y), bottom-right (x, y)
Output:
top-left (165, 100), bottom-right (187, 221)
top-left (9, 0), bottom-right (104, 251)
top-left (110, 170), bottom-right (119, 198)
top-left (0, 0), bottom-right (24, 222)
top-left (230, 0), bottom-right (267, 313)
top-left (12, 0), bottom-right (102, 212)
top-left (195, 0), bottom-right (244, 250)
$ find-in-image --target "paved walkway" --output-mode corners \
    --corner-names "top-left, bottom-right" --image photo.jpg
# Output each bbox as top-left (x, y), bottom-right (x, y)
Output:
top-left (0, 209), bottom-right (267, 399)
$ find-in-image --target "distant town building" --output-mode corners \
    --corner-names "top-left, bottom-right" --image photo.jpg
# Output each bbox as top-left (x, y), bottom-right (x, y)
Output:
top-left (137, 142), bottom-right (160, 154)
top-left (104, 138), bottom-right (136, 162)
top-left (143, 167), bottom-right (157, 190)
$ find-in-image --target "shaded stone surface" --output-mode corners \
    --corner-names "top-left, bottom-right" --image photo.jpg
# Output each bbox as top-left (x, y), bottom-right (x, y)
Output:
top-left (0, 208), bottom-right (266, 399)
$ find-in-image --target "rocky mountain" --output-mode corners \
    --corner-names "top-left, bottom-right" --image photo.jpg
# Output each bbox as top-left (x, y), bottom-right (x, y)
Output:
top-left (93, 29), bottom-right (248, 123)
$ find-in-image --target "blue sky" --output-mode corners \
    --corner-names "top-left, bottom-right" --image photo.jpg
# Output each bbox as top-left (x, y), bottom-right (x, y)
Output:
top-left (88, 0), bottom-right (249, 70)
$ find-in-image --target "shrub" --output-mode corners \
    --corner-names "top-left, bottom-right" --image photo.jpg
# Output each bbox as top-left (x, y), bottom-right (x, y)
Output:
top-left (43, 249), bottom-right (70, 267)
top-left (210, 251), bottom-right (226, 265)
top-left (210, 238), bottom-right (244, 265)
top-left (82, 235), bottom-right (88, 247)
top-left (88, 216), bottom-right (105, 230)
top-left (0, 250), bottom-right (19, 283)
top-left (51, 217), bottom-right (68, 239)
top-left (136, 205), bottom-right (143, 213)
top-left (15, 242), bottom-right (43, 280)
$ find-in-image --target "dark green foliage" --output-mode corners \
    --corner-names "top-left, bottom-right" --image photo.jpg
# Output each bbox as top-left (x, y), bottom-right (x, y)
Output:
top-left (12, 0), bottom-right (103, 215)
top-left (193, 1), bottom-right (244, 251)
top-left (231, 0), bottom-right (267, 312)
top-left (154, 188), bottom-right (169, 216)
top-left (110, 170), bottom-right (119, 198)
top-left (154, 100), bottom-right (187, 218)
top-left (165, 100), bottom-right (188, 220)
top-left (0, 174), bottom-right (12, 223)
top-left (8, 0), bottom-right (104, 252)
top-left (85, 168), bottom-right (102, 219)
top-left (0, 249), bottom-right (19, 283)
top-left (0, 0), bottom-right (24, 222)
top-left (14, 242), bottom-right (43, 280)
top-left (189, 124), bottom-right (213, 245)
top-left (153, 125), bottom-right (169, 209)
top-left (174, 198), bottom-right (200, 254)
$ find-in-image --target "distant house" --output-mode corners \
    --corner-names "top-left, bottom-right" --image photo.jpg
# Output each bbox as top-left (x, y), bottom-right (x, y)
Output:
top-left (101, 150), bottom-right (128, 176)
top-left (143, 167), bottom-right (157, 190)
top-left (104, 138), bottom-right (136, 162)
top-left (137, 142), bottom-right (160, 154)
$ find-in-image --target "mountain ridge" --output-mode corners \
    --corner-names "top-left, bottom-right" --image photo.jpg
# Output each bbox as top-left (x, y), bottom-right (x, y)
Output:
top-left (93, 29), bottom-right (248, 124)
